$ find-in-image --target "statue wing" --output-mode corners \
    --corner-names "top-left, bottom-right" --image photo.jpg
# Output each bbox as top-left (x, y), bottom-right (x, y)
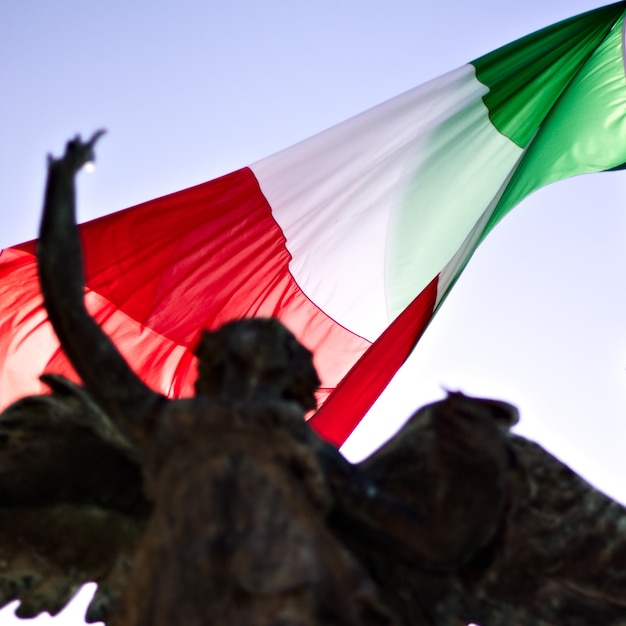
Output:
top-left (348, 393), bottom-right (626, 625)
top-left (343, 392), bottom-right (514, 625)
top-left (467, 434), bottom-right (626, 626)
top-left (0, 375), bottom-right (149, 622)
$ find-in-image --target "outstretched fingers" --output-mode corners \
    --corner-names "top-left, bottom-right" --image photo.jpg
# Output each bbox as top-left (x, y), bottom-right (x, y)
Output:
top-left (48, 129), bottom-right (107, 174)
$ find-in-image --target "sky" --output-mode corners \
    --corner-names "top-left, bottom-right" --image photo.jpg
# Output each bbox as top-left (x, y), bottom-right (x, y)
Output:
top-left (1, 1), bottom-right (625, 623)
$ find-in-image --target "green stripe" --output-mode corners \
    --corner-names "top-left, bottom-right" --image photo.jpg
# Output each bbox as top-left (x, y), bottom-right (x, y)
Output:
top-left (473, 2), bottom-right (625, 148)
top-left (482, 12), bottom-right (626, 238)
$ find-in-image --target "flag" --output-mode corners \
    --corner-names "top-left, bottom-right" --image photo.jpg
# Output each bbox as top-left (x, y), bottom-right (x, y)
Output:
top-left (1, 3), bottom-right (626, 447)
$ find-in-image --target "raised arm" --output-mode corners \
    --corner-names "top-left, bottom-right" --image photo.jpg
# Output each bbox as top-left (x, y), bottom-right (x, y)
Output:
top-left (37, 132), bottom-right (161, 427)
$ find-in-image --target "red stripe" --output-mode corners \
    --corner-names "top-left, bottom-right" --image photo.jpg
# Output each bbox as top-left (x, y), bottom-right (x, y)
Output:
top-left (3, 167), bottom-right (437, 445)
top-left (309, 276), bottom-right (438, 447)
top-left (4, 168), bottom-right (368, 410)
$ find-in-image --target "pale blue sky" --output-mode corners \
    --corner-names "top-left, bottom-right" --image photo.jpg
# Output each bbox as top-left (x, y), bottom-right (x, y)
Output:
top-left (1, 1), bottom-right (625, 623)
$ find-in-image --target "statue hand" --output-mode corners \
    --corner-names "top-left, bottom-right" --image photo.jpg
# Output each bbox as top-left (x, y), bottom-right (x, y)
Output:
top-left (47, 129), bottom-right (106, 174)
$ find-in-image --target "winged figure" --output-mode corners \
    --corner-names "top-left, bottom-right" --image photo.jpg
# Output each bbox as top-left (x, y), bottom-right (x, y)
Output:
top-left (0, 133), bottom-right (624, 626)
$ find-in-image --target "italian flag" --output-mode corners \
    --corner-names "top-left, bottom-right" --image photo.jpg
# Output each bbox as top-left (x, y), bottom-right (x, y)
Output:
top-left (1, 3), bottom-right (626, 447)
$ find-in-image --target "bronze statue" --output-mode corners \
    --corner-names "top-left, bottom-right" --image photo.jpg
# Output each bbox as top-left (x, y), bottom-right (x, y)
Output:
top-left (352, 394), bottom-right (626, 625)
top-left (0, 133), bottom-right (624, 625)
top-left (30, 132), bottom-right (401, 625)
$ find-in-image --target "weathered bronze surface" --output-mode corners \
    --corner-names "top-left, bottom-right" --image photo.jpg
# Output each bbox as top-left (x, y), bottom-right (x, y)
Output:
top-left (0, 134), bottom-right (624, 625)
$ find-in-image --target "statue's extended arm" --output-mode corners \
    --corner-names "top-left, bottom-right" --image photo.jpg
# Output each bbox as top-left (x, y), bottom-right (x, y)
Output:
top-left (37, 132), bottom-right (161, 428)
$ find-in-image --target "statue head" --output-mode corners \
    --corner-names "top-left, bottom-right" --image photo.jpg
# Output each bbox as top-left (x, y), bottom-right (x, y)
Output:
top-left (193, 318), bottom-right (320, 412)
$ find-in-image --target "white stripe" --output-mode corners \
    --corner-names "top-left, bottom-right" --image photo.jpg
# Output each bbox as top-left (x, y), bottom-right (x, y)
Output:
top-left (385, 74), bottom-right (523, 319)
top-left (252, 65), bottom-right (521, 341)
top-left (435, 149), bottom-right (526, 308)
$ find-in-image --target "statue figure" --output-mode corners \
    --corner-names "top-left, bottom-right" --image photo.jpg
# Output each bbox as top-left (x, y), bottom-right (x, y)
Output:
top-left (32, 132), bottom-right (400, 625)
top-left (0, 132), bottom-right (625, 626)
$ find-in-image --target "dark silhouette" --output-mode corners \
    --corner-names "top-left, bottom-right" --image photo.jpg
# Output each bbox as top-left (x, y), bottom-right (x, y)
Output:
top-left (0, 133), bottom-right (624, 625)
